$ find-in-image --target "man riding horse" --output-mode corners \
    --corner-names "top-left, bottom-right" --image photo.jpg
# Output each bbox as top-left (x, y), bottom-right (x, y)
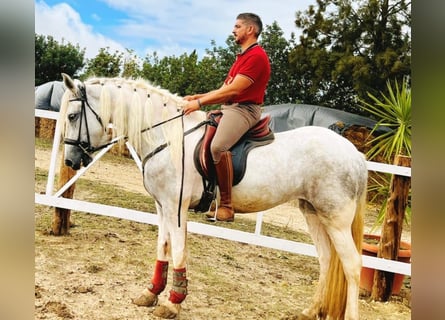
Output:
top-left (183, 13), bottom-right (271, 222)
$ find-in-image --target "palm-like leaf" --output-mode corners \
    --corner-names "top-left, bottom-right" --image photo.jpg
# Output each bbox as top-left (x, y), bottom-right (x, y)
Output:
top-left (359, 77), bottom-right (411, 162)
top-left (359, 77), bottom-right (412, 228)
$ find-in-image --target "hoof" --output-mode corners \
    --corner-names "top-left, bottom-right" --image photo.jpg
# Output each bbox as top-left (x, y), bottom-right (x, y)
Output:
top-left (132, 288), bottom-right (158, 307)
top-left (153, 301), bottom-right (181, 319)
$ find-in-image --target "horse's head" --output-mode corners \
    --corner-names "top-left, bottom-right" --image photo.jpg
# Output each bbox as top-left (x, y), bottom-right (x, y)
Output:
top-left (60, 73), bottom-right (195, 171)
top-left (61, 73), bottom-right (109, 170)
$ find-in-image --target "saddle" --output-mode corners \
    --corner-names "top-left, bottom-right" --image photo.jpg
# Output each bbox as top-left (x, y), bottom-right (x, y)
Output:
top-left (193, 110), bottom-right (275, 212)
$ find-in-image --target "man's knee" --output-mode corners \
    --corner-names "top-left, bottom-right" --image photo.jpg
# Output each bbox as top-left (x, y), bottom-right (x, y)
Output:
top-left (210, 148), bottom-right (222, 164)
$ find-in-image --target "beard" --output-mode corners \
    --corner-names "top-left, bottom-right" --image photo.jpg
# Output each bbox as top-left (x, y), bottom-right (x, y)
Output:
top-left (234, 34), bottom-right (246, 45)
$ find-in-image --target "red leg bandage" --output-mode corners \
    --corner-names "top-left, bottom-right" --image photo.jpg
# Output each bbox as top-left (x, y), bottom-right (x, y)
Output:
top-left (169, 267), bottom-right (188, 304)
top-left (148, 260), bottom-right (169, 295)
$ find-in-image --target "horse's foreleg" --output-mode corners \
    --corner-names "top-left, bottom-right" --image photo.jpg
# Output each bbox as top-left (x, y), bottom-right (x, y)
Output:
top-left (153, 208), bottom-right (188, 319)
top-left (152, 267), bottom-right (186, 319)
top-left (133, 204), bottom-right (171, 307)
top-left (132, 259), bottom-right (169, 307)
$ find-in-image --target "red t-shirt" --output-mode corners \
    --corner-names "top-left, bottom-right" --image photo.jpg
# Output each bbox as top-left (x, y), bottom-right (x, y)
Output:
top-left (224, 44), bottom-right (271, 104)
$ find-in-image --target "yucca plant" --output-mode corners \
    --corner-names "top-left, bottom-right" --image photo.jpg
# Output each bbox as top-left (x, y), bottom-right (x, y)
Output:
top-left (360, 76), bottom-right (411, 163)
top-left (367, 171), bottom-right (411, 229)
top-left (358, 76), bottom-right (412, 229)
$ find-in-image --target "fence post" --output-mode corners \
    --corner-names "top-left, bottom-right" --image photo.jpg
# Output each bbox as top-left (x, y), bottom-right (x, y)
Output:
top-left (52, 150), bottom-right (76, 236)
top-left (371, 155), bottom-right (411, 301)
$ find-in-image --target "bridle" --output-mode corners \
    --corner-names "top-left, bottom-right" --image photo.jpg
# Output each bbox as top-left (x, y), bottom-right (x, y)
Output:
top-left (63, 84), bottom-right (114, 157)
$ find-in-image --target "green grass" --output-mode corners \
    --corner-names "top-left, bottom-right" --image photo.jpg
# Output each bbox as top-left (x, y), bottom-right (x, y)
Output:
top-left (35, 136), bottom-right (56, 149)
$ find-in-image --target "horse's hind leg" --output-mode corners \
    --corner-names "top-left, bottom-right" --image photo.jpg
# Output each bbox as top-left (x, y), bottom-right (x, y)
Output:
top-left (300, 208), bottom-right (332, 319)
top-left (323, 202), bottom-right (361, 320)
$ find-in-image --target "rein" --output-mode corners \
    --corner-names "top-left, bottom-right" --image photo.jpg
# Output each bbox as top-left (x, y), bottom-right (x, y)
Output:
top-left (177, 116), bottom-right (185, 228)
top-left (140, 114), bottom-right (210, 229)
top-left (141, 113), bottom-right (184, 133)
top-left (141, 117), bottom-right (210, 167)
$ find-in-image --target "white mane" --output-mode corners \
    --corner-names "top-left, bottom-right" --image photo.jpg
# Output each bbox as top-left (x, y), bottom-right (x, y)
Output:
top-left (61, 76), bottom-right (187, 164)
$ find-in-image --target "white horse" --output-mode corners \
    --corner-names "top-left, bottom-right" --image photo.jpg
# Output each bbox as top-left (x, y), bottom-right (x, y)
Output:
top-left (60, 73), bottom-right (366, 320)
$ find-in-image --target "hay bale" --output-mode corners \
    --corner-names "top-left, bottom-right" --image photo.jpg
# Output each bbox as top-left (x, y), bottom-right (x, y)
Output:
top-left (342, 125), bottom-right (373, 154)
top-left (109, 143), bottom-right (131, 158)
top-left (35, 117), bottom-right (56, 139)
top-left (342, 124), bottom-right (385, 163)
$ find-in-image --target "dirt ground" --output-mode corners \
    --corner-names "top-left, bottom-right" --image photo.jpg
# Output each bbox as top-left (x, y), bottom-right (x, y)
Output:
top-left (34, 145), bottom-right (411, 319)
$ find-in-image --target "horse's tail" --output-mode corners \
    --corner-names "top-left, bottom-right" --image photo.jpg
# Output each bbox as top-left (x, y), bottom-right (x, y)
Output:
top-left (322, 190), bottom-right (365, 318)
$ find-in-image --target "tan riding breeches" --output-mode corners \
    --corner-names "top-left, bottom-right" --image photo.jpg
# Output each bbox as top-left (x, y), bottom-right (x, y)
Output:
top-left (210, 103), bottom-right (262, 163)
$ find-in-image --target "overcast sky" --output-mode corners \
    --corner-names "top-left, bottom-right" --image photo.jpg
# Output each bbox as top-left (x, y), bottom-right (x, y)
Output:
top-left (35, 0), bottom-right (316, 59)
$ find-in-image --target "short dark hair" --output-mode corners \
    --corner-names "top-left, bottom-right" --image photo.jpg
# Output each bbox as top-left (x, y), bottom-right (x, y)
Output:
top-left (237, 13), bottom-right (263, 37)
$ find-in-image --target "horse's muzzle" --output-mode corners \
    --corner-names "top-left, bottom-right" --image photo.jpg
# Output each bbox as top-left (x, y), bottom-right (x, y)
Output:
top-left (81, 152), bottom-right (93, 167)
top-left (64, 149), bottom-right (92, 170)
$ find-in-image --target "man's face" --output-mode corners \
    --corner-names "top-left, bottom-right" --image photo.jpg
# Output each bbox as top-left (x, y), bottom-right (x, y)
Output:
top-left (232, 19), bottom-right (250, 45)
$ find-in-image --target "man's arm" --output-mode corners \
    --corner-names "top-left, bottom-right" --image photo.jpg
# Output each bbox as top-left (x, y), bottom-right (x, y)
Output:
top-left (183, 75), bottom-right (253, 115)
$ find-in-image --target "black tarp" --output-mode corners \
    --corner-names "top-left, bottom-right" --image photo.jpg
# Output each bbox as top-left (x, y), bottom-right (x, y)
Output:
top-left (35, 81), bottom-right (66, 111)
top-left (34, 81), bottom-right (387, 135)
top-left (263, 104), bottom-right (388, 135)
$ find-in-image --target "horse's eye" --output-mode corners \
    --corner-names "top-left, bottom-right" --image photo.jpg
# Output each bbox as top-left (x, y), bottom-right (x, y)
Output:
top-left (68, 113), bottom-right (79, 122)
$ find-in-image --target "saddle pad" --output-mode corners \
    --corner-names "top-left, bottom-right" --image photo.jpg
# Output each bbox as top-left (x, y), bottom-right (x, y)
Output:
top-left (230, 131), bottom-right (275, 185)
top-left (193, 126), bottom-right (275, 186)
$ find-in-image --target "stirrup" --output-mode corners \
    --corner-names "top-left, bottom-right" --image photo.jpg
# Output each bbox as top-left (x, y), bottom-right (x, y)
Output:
top-left (194, 178), bottom-right (216, 213)
top-left (206, 191), bottom-right (219, 222)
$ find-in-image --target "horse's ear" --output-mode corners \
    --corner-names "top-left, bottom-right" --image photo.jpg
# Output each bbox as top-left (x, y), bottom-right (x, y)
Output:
top-left (61, 73), bottom-right (76, 93)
